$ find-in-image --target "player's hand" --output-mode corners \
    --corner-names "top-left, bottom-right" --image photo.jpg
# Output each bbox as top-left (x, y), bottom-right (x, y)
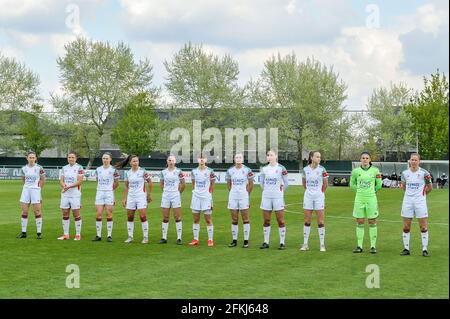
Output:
top-left (122, 199), bottom-right (127, 207)
top-left (147, 195), bottom-right (152, 203)
top-left (62, 184), bottom-right (69, 193)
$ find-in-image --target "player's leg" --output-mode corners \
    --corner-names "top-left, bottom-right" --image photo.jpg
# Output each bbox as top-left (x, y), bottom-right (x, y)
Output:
top-left (317, 209), bottom-right (326, 251)
top-left (229, 209), bottom-right (239, 247)
top-left (204, 212), bottom-right (214, 246)
top-left (72, 207), bottom-right (82, 241)
top-left (301, 209), bottom-right (312, 250)
top-left (93, 204), bottom-right (104, 241)
top-left (173, 207), bottom-right (183, 244)
top-left (105, 205), bottom-right (114, 242)
top-left (368, 218), bottom-right (377, 253)
top-left (18, 202), bottom-right (30, 238)
top-left (58, 205), bottom-right (71, 240)
top-left (190, 211), bottom-right (201, 245)
top-left (400, 217), bottom-right (412, 255)
top-left (138, 208), bottom-right (149, 244)
top-left (353, 199), bottom-right (366, 252)
top-left (275, 210), bottom-right (286, 250)
top-left (32, 201), bottom-right (43, 239)
top-left (260, 210), bottom-right (272, 249)
top-left (160, 207), bottom-right (170, 243)
top-left (418, 217), bottom-right (429, 256)
top-left (241, 209), bottom-right (250, 248)
top-left (125, 209), bottom-right (135, 243)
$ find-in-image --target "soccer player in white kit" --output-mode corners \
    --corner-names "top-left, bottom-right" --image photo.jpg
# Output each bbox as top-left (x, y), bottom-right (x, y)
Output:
top-left (399, 153), bottom-right (433, 257)
top-left (300, 151), bottom-right (329, 252)
top-left (117, 155), bottom-right (152, 244)
top-left (92, 152), bottom-right (120, 242)
top-left (259, 150), bottom-right (289, 250)
top-left (226, 153), bottom-right (254, 248)
top-left (189, 153), bottom-right (216, 247)
top-left (17, 152), bottom-right (45, 239)
top-left (58, 152), bottom-right (85, 241)
top-left (159, 155), bottom-right (185, 245)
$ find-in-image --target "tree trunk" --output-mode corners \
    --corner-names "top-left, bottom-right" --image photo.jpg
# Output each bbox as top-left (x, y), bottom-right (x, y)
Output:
top-left (297, 129), bottom-right (303, 170)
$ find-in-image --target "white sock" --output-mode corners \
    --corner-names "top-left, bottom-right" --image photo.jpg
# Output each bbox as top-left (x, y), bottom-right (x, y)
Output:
top-left (231, 224), bottom-right (238, 240)
top-left (36, 217), bottom-right (42, 233)
top-left (21, 217), bottom-right (28, 233)
top-left (193, 223), bottom-right (200, 240)
top-left (96, 220), bottom-right (102, 237)
top-left (75, 219), bottom-right (82, 236)
top-left (63, 219), bottom-right (70, 236)
top-left (141, 221), bottom-right (149, 239)
top-left (107, 220), bottom-right (113, 237)
top-left (243, 223), bottom-right (250, 241)
top-left (403, 232), bottom-right (410, 250)
top-left (318, 227), bottom-right (325, 246)
top-left (279, 226), bottom-right (286, 245)
top-left (127, 221), bottom-right (134, 238)
top-left (207, 225), bottom-right (214, 241)
top-left (162, 222), bottom-right (169, 240)
top-left (176, 221), bottom-right (182, 240)
top-left (303, 225), bottom-right (311, 245)
top-left (263, 226), bottom-right (271, 244)
top-left (421, 231), bottom-right (429, 251)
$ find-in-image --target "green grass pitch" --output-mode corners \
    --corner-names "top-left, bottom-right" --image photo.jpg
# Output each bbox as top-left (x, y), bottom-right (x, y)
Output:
top-left (0, 180), bottom-right (448, 298)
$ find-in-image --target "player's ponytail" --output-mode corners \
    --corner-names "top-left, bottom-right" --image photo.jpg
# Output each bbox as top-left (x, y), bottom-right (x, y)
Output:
top-left (115, 154), bottom-right (137, 169)
top-left (308, 151), bottom-right (319, 165)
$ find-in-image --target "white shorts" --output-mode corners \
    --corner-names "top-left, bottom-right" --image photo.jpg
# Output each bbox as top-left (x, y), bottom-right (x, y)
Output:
top-left (20, 188), bottom-right (41, 204)
top-left (303, 193), bottom-right (325, 210)
top-left (126, 195), bottom-right (147, 210)
top-left (260, 197), bottom-right (285, 211)
top-left (190, 195), bottom-right (213, 214)
top-left (228, 197), bottom-right (250, 210)
top-left (95, 190), bottom-right (115, 206)
top-left (401, 197), bottom-right (428, 219)
top-left (60, 196), bottom-right (81, 210)
top-left (161, 192), bottom-right (182, 208)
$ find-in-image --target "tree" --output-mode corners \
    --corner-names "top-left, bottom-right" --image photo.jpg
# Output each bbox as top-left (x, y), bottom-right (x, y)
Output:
top-left (406, 70), bottom-right (449, 160)
top-left (54, 37), bottom-right (157, 166)
top-left (164, 42), bottom-right (243, 127)
top-left (367, 83), bottom-right (414, 161)
top-left (250, 54), bottom-right (347, 166)
top-left (0, 53), bottom-right (40, 111)
top-left (111, 93), bottom-right (159, 156)
top-left (16, 104), bottom-right (53, 156)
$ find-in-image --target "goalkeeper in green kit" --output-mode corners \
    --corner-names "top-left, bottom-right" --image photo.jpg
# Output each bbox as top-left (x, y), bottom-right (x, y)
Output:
top-left (350, 151), bottom-right (382, 254)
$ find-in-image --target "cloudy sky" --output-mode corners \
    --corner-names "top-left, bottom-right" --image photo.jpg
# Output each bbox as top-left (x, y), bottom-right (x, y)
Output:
top-left (0, 0), bottom-right (448, 110)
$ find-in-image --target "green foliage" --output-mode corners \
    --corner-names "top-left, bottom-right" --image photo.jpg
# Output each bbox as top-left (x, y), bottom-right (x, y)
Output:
top-left (406, 71), bottom-right (449, 160)
top-left (111, 93), bottom-right (158, 156)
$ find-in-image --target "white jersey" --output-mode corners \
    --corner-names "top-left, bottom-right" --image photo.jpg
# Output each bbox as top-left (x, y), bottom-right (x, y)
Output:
top-left (401, 168), bottom-right (432, 198)
top-left (61, 163), bottom-right (85, 197)
top-left (191, 167), bottom-right (215, 199)
top-left (226, 165), bottom-right (254, 200)
top-left (260, 164), bottom-right (288, 199)
top-left (303, 165), bottom-right (328, 196)
top-left (21, 164), bottom-right (45, 189)
top-left (96, 166), bottom-right (120, 191)
top-left (160, 167), bottom-right (184, 193)
top-left (125, 167), bottom-right (151, 197)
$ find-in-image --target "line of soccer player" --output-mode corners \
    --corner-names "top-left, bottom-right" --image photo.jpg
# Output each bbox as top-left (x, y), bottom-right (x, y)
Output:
top-left (17, 150), bottom-right (433, 256)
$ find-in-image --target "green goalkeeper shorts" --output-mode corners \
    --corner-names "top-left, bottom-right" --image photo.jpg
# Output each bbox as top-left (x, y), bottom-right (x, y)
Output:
top-left (353, 197), bottom-right (379, 219)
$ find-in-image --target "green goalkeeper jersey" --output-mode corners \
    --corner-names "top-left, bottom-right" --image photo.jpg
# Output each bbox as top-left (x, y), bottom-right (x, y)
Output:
top-left (350, 166), bottom-right (382, 198)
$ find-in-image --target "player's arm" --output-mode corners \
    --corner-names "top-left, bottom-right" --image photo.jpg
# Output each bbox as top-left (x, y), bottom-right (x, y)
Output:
top-left (282, 168), bottom-right (289, 192)
top-left (209, 171), bottom-right (216, 194)
top-left (21, 176), bottom-right (25, 185)
top-left (424, 173), bottom-right (433, 195)
top-left (59, 175), bottom-right (66, 190)
top-left (247, 171), bottom-right (254, 194)
top-left (375, 170), bottom-right (382, 192)
top-left (399, 172), bottom-right (406, 191)
top-left (350, 170), bottom-right (357, 192)
top-left (146, 173), bottom-right (152, 203)
top-left (260, 169), bottom-right (265, 191)
top-left (159, 172), bottom-right (164, 191)
top-left (302, 177), bottom-right (306, 190)
top-left (122, 180), bottom-right (129, 207)
top-left (113, 170), bottom-right (120, 191)
top-left (226, 170), bottom-right (232, 191)
top-left (178, 172), bottom-right (186, 193)
top-left (191, 170), bottom-right (196, 191)
top-left (39, 168), bottom-right (46, 188)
